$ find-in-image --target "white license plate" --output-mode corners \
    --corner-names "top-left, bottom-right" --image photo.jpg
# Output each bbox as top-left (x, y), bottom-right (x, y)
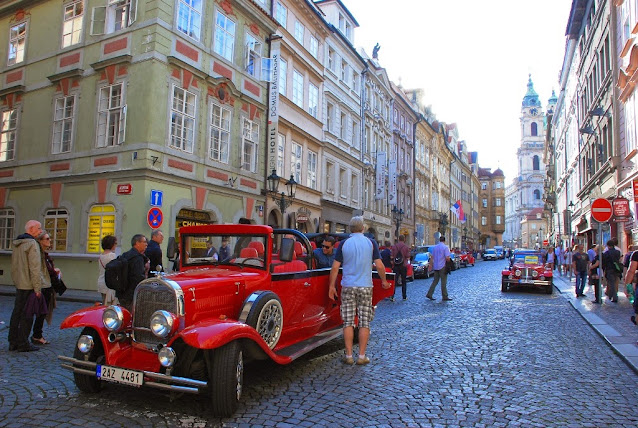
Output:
top-left (97, 364), bottom-right (143, 386)
top-left (519, 279), bottom-right (534, 284)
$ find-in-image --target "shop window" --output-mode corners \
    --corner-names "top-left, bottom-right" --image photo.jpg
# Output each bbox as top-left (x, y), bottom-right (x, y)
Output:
top-left (45, 209), bottom-right (69, 252)
top-left (87, 204), bottom-right (115, 253)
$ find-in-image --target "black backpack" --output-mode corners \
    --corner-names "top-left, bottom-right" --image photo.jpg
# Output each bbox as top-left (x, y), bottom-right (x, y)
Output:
top-left (393, 250), bottom-right (404, 266)
top-left (104, 255), bottom-right (129, 292)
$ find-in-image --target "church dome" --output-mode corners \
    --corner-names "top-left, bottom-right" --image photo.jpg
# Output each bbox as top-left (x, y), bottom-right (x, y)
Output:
top-left (493, 168), bottom-right (505, 177)
top-left (522, 74), bottom-right (541, 108)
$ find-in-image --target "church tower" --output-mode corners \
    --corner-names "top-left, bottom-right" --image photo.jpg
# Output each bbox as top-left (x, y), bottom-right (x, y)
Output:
top-left (504, 75), bottom-right (548, 247)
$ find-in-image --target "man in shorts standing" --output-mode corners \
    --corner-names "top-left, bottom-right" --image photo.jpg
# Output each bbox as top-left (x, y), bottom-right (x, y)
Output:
top-left (329, 216), bottom-right (390, 365)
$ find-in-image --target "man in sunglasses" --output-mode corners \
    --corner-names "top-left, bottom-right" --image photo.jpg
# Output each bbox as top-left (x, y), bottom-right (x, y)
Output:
top-left (313, 235), bottom-right (336, 268)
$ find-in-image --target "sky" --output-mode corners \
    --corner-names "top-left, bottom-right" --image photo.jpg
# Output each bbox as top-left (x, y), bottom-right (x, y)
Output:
top-left (344, 0), bottom-right (574, 184)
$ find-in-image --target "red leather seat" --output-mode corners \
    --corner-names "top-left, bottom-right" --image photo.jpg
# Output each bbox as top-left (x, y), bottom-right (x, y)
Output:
top-left (239, 248), bottom-right (258, 258)
top-left (273, 243), bottom-right (307, 273)
top-left (248, 241), bottom-right (265, 258)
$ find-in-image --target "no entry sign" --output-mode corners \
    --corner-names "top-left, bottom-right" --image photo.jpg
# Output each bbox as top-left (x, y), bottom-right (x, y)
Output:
top-left (591, 198), bottom-right (612, 223)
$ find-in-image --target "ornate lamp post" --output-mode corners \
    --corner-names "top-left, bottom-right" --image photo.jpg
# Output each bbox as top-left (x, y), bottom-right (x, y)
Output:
top-left (267, 169), bottom-right (297, 227)
top-left (392, 206), bottom-right (404, 239)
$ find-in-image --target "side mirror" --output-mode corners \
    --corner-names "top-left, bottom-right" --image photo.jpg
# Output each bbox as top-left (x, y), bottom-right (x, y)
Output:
top-left (279, 237), bottom-right (295, 262)
top-left (166, 237), bottom-right (177, 261)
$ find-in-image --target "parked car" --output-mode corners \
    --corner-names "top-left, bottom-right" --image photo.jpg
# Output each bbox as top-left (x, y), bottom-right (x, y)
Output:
top-left (459, 252), bottom-right (475, 267)
top-left (410, 245), bottom-right (431, 260)
top-left (501, 249), bottom-right (553, 294)
top-left (484, 248), bottom-right (498, 261)
top-left (494, 245), bottom-right (504, 259)
top-left (58, 225), bottom-right (395, 417)
top-left (412, 252), bottom-right (432, 278)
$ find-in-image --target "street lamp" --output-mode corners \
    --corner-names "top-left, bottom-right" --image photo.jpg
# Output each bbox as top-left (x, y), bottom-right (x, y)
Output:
top-left (267, 169), bottom-right (297, 225)
top-left (392, 206), bottom-right (404, 239)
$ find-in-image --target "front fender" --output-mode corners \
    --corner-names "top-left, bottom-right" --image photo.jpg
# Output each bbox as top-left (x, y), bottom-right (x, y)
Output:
top-left (60, 304), bottom-right (109, 330)
top-left (178, 319), bottom-right (292, 365)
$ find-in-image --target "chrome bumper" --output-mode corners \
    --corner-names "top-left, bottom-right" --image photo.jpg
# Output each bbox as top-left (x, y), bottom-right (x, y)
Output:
top-left (58, 355), bottom-right (208, 394)
top-left (503, 278), bottom-right (552, 287)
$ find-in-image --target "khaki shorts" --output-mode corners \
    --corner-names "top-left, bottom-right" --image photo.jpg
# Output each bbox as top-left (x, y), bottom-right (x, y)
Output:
top-left (340, 286), bottom-right (374, 329)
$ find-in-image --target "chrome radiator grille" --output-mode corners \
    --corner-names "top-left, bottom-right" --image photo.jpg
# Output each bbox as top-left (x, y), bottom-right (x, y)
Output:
top-left (520, 268), bottom-right (532, 279)
top-left (132, 281), bottom-right (178, 347)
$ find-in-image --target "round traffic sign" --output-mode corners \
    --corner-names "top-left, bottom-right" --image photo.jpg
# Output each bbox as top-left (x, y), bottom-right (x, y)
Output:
top-left (147, 207), bottom-right (163, 229)
top-left (591, 198), bottom-right (612, 223)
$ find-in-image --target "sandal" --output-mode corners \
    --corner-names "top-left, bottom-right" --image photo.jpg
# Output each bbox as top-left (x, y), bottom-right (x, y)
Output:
top-left (31, 337), bottom-right (50, 345)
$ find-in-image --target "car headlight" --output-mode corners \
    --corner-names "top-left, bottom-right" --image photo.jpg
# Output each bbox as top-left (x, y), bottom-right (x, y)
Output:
top-left (150, 310), bottom-right (176, 338)
top-left (532, 270), bottom-right (538, 278)
top-left (515, 269), bottom-right (521, 277)
top-left (103, 306), bottom-right (124, 331)
top-left (158, 346), bottom-right (177, 367)
top-left (77, 334), bottom-right (94, 354)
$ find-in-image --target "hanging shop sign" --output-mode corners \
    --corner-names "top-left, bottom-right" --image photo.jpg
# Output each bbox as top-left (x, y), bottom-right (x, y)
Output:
top-left (612, 196), bottom-right (631, 221)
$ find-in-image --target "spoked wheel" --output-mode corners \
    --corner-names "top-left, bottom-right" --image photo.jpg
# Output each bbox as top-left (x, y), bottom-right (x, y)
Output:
top-left (244, 291), bottom-right (283, 349)
top-left (207, 341), bottom-right (243, 417)
top-left (72, 327), bottom-right (105, 393)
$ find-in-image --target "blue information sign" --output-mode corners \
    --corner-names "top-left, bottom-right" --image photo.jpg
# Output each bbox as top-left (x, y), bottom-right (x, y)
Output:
top-left (150, 190), bottom-right (163, 207)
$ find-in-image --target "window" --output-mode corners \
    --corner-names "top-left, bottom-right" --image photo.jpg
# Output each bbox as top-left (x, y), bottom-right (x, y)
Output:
top-left (241, 117), bottom-right (258, 172)
top-left (0, 108), bottom-right (18, 161)
top-left (533, 155), bottom-right (540, 170)
top-left (309, 36), bottom-right (318, 58)
top-left (245, 32), bottom-right (262, 78)
top-left (341, 60), bottom-right (347, 82)
top-left (274, 2), bottom-right (287, 28)
top-left (340, 113), bottom-right (346, 139)
top-left (97, 82), bottom-right (126, 147)
top-left (308, 83), bottom-right (318, 118)
top-left (351, 174), bottom-right (359, 201)
top-left (87, 204), bottom-right (115, 253)
top-left (276, 133), bottom-right (285, 176)
top-left (352, 71), bottom-right (359, 92)
top-left (52, 95), bottom-right (76, 154)
top-left (62, 0), bottom-right (84, 48)
top-left (338, 13), bottom-right (345, 32)
top-left (170, 85), bottom-right (196, 153)
top-left (531, 122), bottom-right (538, 136)
top-left (482, 198), bottom-right (487, 208)
top-left (326, 102), bottom-right (334, 132)
top-left (294, 21), bottom-right (304, 44)
top-left (44, 209), bottom-right (68, 252)
top-left (0, 208), bottom-right (15, 250)
top-left (291, 142), bottom-right (302, 183)
top-left (326, 161), bottom-right (334, 193)
top-left (209, 101), bottom-right (231, 163)
top-left (328, 47), bottom-right (335, 71)
top-left (90, 0), bottom-right (137, 35)
top-left (8, 22), bottom-right (27, 65)
top-left (352, 120), bottom-right (359, 147)
top-left (339, 168), bottom-right (346, 197)
top-left (495, 198), bottom-right (502, 206)
top-left (481, 182), bottom-right (487, 190)
top-left (495, 215), bottom-right (502, 225)
top-left (214, 11), bottom-right (235, 62)
top-left (481, 216), bottom-right (487, 226)
top-left (307, 150), bottom-right (317, 189)
top-left (292, 69), bottom-right (303, 107)
top-left (177, 0), bottom-right (202, 40)
top-left (533, 189), bottom-right (541, 200)
top-left (279, 58), bottom-right (287, 96)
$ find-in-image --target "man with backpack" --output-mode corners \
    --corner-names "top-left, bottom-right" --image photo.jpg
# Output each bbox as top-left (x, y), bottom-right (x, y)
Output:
top-left (390, 235), bottom-right (410, 301)
top-left (602, 239), bottom-right (622, 303)
top-left (108, 234), bottom-right (149, 310)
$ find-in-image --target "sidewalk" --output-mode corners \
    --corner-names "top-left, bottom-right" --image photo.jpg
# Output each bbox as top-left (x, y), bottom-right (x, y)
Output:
top-left (0, 284), bottom-right (99, 304)
top-left (552, 273), bottom-right (638, 374)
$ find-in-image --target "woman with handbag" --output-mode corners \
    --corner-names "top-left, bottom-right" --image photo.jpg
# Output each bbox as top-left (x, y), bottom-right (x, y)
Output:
top-left (98, 235), bottom-right (119, 305)
top-left (30, 231), bottom-right (56, 345)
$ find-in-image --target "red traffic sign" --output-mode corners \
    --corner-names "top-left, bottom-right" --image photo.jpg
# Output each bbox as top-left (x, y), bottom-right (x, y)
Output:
top-left (117, 183), bottom-right (132, 194)
top-left (147, 207), bottom-right (163, 229)
top-left (543, 240), bottom-right (549, 246)
top-left (591, 198), bottom-right (612, 223)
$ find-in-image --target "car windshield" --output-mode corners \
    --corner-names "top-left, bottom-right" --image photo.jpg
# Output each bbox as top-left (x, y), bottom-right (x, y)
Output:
top-left (182, 233), bottom-right (267, 269)
top-left (414, 253), bottom-right (430, 262)
top-left (486, 250), bottom-right (496, 254)
top-left (512, 253), bottom-right (541, 265)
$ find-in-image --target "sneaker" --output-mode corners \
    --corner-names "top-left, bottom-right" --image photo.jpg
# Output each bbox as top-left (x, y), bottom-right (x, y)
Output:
top-left (403, 297), bottom-right (407, 301)
top-left (389, 297), bottom-right (395, 302)
top-left (356, 356), bottom-right (370, 365)
top-left (16, 344), bottom-right (40, 352)
top-left (342, 355), bottom-right (354, 365)
top-left (426, 295), bottom-right (435, 301)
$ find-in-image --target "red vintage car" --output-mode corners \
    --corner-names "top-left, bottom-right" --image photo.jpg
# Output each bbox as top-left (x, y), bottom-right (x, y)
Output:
top-left (501, 249), bottom-right (553, 294)
top-left (58, 225), bottom-right (394, 417)
top-left (459, 252), bottom-right (475, 267)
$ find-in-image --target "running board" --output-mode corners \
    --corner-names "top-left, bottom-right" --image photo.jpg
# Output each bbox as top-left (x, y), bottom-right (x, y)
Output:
top-left (275, 327), bottom-right (342, 361)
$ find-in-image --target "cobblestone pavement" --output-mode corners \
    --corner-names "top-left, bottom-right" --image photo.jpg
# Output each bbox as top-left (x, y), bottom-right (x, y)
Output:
top-left (1, 261), bottom-right (638, 427)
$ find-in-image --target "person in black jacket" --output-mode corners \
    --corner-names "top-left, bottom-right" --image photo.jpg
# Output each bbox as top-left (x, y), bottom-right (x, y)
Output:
top-left (602, 239), bottom-right (622, 303)
top-left (118, 234), bottom-right (149, 310)
top-left (145, 229), bottom-right (164, 276)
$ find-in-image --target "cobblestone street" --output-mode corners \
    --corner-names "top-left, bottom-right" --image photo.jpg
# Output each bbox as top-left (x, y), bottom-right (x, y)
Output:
top-left (2, 260), bottom-right (638, 427)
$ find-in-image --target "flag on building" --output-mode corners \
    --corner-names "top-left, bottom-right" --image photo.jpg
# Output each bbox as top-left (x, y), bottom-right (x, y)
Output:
top-left (450, 200), bottom-right (466, 223)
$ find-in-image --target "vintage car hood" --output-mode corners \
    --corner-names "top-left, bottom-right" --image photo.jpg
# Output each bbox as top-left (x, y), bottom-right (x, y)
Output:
top-left (160, 267), bottom-right (263, 286)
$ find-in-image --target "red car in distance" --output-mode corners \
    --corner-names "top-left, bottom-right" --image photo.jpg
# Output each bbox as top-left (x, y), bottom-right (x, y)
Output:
top-left (459, 252), bottom-right (475, 267)
top-left (501, 249), bottom-right (553, 294)
top-left (58, 225), bottom-right (394, 417)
